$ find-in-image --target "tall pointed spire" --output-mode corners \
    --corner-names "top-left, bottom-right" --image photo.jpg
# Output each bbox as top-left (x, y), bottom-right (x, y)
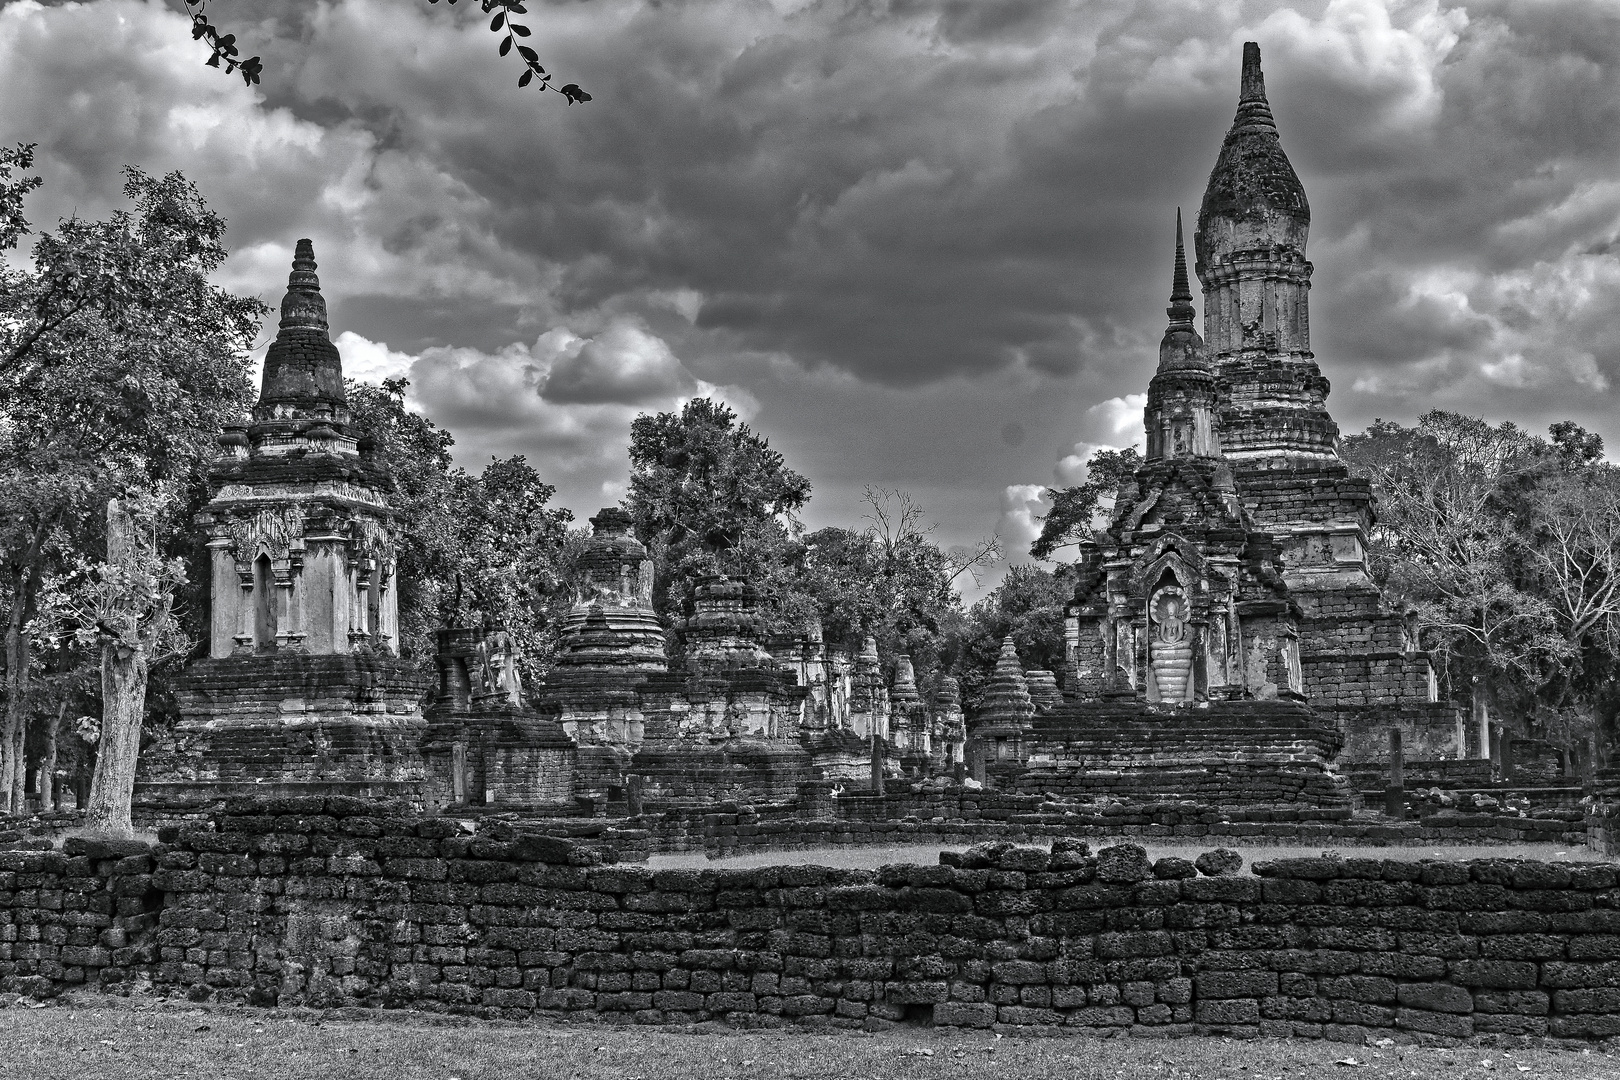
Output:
top-left (258, 238), bottom-right (348, 418)
top-left (1157, 210), bottom-right (1205, 373)
top-left (279, 238), bottom-right (328, 331)
top-left (1167, 209), bottom-right (1194, 330)
top-left (1234, 41), bottom-right (1276, 130)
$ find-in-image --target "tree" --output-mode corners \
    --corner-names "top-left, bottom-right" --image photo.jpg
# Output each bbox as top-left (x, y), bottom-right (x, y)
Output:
top-left (0, 154), bottom-right (263, 813)
top-left (440, 457), bottom-right (575, 690)
top-left (626, 397), bottom-right (812, 629)
top-left (180, 0), bottom-right (591, 103)
top-left (789, 489), bottom-right (973, 684)
top-left (1030, 447), bottom-right (1143, 561)
top-left (947, 564), bottom-right (1073, 711)
top-left (38, 495), bottom-right (187, 834)
top-left (1342, 412), bottom-right (1620, 753)
top-left (1342, 412), bottom-right (1560, 703)
top-left (346, 378), bottom-right (459, 661)
top-left (346, 379), bottom-right (575, 689)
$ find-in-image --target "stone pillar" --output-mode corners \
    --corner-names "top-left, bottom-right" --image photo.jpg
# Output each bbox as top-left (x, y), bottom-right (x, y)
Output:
top-left (233, 566), bottom-right (255, 654)
top-left (870, 732), bottom-right (885, 796)
top-left (1383, 728), bottom-right (1404, 819)
top-left (451, 741), bottom-right (467, 804)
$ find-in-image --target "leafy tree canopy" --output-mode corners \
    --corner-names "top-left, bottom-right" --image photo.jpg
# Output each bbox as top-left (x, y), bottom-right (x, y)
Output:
top-left (345, 379), bottom-right (574, 689)
top-left (1030, 447), bottom-right (1142, 561)
top-left (626, 397), bottom-right (811, 627)
top-left (0, 148), bottom-right (264, 812)
top-left (1343, 411), bottom-right (1620, 754)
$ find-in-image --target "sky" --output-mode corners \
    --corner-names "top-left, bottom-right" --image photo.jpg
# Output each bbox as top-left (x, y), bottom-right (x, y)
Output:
top-left (4, 0), bottom-right (1620, 597)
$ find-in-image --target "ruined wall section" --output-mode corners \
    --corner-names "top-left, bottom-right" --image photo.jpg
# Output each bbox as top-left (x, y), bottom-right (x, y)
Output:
top-left (138, 655), bottom-right (428, 801)
top-left (8, 812), bottom-right (1620, 1042)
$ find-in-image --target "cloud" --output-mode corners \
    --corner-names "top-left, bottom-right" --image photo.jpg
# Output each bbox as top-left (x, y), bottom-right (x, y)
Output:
top-left (539, 322), bottom-right (698, 405)
top-left (12, 0), bottom-right (1620, 563)
top-left (997, 483), bottom-right (1048, 566)
top-left (334, 317), bottom-right (755, 515)
top-left (334, 332), bottom-right (415, 385)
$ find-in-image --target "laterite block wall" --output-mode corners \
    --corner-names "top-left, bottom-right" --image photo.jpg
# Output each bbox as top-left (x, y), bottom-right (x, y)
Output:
top-left (4, 797), bottom-right (1620, 1043)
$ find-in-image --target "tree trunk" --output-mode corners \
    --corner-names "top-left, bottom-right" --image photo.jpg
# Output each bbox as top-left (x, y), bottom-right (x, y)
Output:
top-left (84, 498), bottom-right (147, 836)
top-left (0, 522), bottom-right (48, 814)
top-left (84, 641), bottom-right (146, 836)
top-left (41, 701), bottom-right (61, 812)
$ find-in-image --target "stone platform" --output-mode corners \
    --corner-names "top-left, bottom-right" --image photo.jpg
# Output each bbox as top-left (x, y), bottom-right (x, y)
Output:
top-left (137, 654), bottom-right (429, 800)
top-left (632, 736), bottom-right (812, 805)
top-left (1015, 698), bottom-right (1353, 807)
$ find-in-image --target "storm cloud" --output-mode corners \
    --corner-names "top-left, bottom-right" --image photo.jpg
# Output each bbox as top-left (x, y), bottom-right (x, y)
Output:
top-left (3, 0), bottom-right (1620, 582)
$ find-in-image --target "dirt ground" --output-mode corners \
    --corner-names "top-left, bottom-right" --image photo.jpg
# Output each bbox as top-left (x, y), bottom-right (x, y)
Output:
top-left (8, 996), bottom-right (1620, 1080)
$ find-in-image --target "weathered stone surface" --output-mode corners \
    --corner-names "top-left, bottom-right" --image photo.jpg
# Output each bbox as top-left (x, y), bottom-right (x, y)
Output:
top-left (1195, 849), bottom-right (1244, 878)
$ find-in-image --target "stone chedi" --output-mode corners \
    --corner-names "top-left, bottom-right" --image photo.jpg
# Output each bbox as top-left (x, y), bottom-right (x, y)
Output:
top-left (1190, 43), bottom-right (1452, 759)
top-left (536, 507), bottom-right (668, 800)
top-left (139, 241), bottom-right (428, 799)
top-left (632, 573), bottom-right (812, 804)
top-left (971, 637), bottom-right (1035, 778)
top-left (998, 45), bottom-right (1454, 805)
top-left (889, 653), bottom-right (934, 776)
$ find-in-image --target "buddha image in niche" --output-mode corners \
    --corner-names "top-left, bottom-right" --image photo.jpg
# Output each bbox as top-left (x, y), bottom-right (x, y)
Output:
top-left (1152, 588), bottom-right (1187, 643)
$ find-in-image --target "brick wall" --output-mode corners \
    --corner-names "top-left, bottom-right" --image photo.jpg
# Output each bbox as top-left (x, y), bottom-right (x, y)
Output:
top-left (6, 798), bottom-right (1620, 1041)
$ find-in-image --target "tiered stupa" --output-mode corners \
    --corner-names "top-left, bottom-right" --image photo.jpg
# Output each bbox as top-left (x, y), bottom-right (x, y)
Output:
top-left (631, 574), bottom-right (811, 803)
top-left (1015, 207), bottom-right (1351, 806)
top-left (533, 508), bottom-right (669, 800)
top-left (1192, 43), bottom-right (1453, 761)
top-left (994, 45), bottom-right (1454, 804)
top-left (971, 637), bottom-right (1035, 778)
top-left (889, 654), bottom-right (932, 776)
top-left (138, 240), bottom-right (428, 800)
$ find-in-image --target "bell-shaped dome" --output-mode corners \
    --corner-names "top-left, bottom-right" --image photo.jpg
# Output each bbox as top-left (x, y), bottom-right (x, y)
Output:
top-left (1195, 43), bottom-right (1309, 269)
top-left (258, 239), bottom-right (348, 419)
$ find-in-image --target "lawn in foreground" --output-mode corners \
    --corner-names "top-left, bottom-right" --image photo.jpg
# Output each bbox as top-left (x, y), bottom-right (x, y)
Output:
top-left (7, 999), bottom-right (1620, 1080)
top-left (648, 841), bottom-right (1609, 871)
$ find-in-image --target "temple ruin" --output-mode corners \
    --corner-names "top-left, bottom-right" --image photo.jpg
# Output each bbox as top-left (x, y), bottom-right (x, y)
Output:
top-left (138, 43), bottom-right (1467, 816)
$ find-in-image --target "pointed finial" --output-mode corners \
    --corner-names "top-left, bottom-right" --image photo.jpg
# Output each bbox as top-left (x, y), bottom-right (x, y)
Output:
top-left (1167, 209), bottom-right (1195, 328)
top-left (1233, 42), bottom-right (1276, 130)
top-left (1240, 42), bottom-right (1266, 102)
top-left (279, 238), bottom-right (328, 331)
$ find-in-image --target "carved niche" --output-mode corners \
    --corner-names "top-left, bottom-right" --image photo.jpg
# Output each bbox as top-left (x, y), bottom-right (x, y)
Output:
top-left (1146, 583), bottom-right (1194, 703)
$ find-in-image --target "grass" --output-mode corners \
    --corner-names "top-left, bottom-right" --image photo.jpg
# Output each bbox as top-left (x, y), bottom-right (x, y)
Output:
top-left (647, 841), bottom-right (1612, 871)
top-left (7, 998), bottom-right (1620, 1080)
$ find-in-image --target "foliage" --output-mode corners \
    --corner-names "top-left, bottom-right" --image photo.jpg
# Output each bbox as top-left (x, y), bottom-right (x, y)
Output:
top-left (183, 0), bottom-right (589, 102)
top-left (181, 1), bottom-right (261, 85)
top-left (35, 491), bottom-right (188, 663)
top-left (947, 564), bottom-right (1073, 711)
top-left (625, 397), bottom-right (812, 630)
top-left (789, 488), bottom-right (971, 684)
top-left (0, 154), bottom-right (262, 812)
top-left (345, 379), bottom-right (574, 690)
top-left (346, 379), bottom-right (457, 660)
top-left (1343, 411), bottom-right (1620, 753)
top-left (439, 456), bottom-right (576, 689)
top-left (1030, 447), bottom-right (1143, 561)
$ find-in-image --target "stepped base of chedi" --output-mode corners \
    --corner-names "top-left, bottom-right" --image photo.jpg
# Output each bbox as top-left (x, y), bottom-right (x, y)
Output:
top-left (1015, 698), bottom-right (1352, 807)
